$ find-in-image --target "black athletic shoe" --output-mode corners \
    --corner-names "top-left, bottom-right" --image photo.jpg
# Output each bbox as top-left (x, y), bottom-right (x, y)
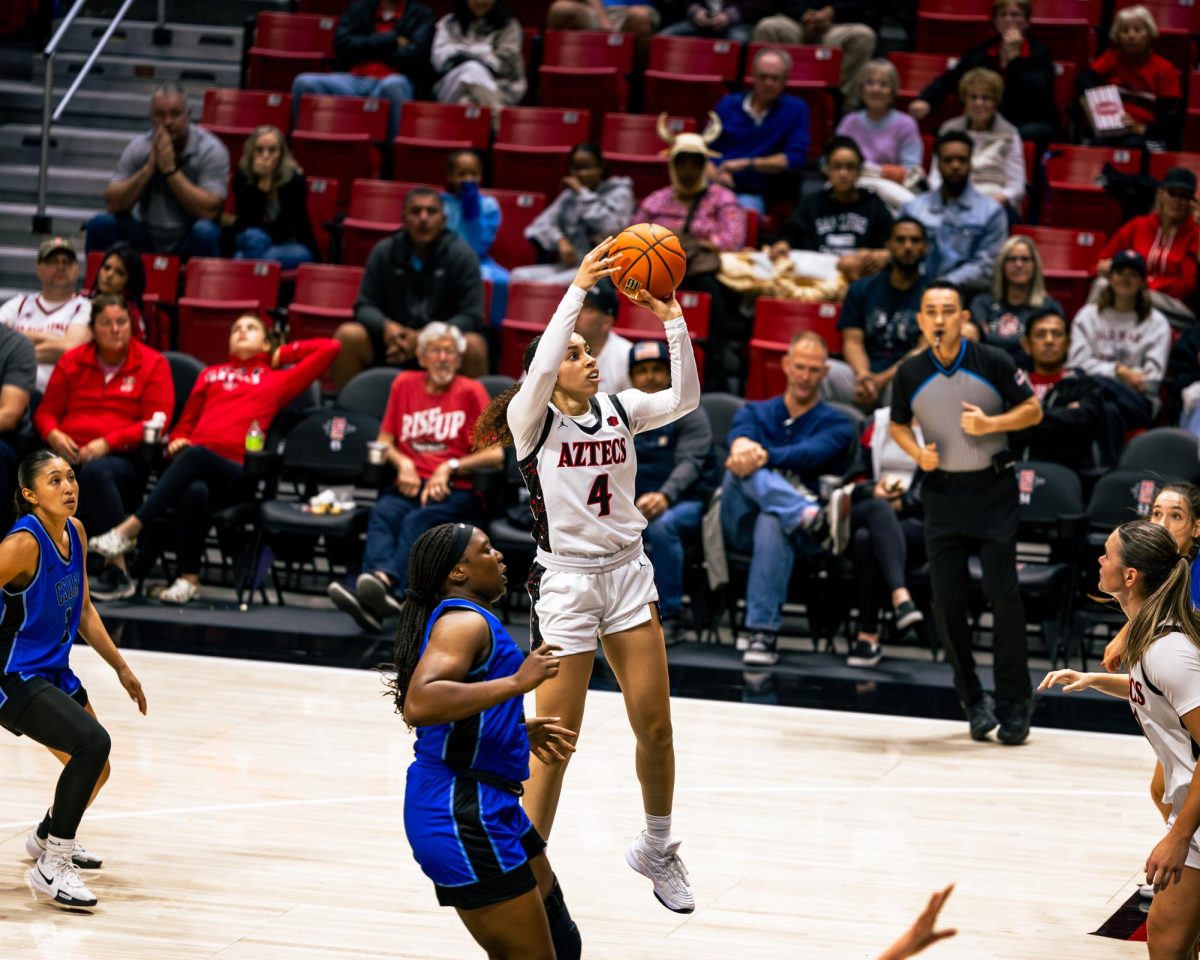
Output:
top-left (327, 581), bottom-right (382, 633)
top-left (997, 699), bottom-right (1035, 746)
top-left (967, 693), bottom-right (999, 741)
top-left (742, 632), bottom-right (779, 666)
top-left (356, 572), bottom-right (403, 621)
top-left (894, 600), bottom-right (924, 634)
top-left (846, 639), bottom-right (883, 668)
top-left (89, 565), bottom-right (135, 602)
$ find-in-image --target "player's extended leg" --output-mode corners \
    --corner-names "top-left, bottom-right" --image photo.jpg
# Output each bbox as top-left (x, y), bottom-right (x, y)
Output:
top-left (1146, 865), bottom-right (1200, 959)
top-left (455, 885), bottom-right (556, 960)
top-left (44, 701), bottom-right (111, 806)
top-left (522, 651), bottom-right (595, 840)
top-left (530, 853), bottom-right (582, 960)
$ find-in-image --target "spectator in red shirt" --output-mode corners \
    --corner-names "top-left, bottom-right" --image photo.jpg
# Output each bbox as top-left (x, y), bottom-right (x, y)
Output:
top-left (327, 322), bottom-right (502, 632)
top-left (1079, 4), bottom-right (1182, 149)
top-left (35, 294), bottom-right (174, 602)
top-left (1097, 167), bottom-right (1198, 326)
top-left (87, 314), bottom-right (338, 606)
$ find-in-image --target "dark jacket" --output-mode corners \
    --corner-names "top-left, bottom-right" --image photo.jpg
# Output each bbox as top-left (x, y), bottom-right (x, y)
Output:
top-left (355, 229), bottom-right (484, 340)
top-left (728, 397), bottom-right (854, 489)
top-left (768, 0), bottom-right (874, 26)
top-left (634, 406), bottom-right (720, 505)
top-left (1009, 369), bottom-right (1113, 468)
top-left (334, 0), bottom-right (435, 81)
top-left (918, 34), bottom-right (1059, 135)
top-left (231, 169), bottom-right (317, 252)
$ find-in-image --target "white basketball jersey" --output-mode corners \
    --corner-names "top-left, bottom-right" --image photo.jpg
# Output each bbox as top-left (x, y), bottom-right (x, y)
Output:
top-left (519, 392), bottom-right (645, 557)
top-left (1129, 630), bottom-right (1200, 813)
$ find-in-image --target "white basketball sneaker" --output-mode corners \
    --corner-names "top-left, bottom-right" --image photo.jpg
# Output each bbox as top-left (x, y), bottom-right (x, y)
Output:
top-left (27, 848), bottom-right (98, 908)
top-left (625, 831), bottom-right (695, 914)
top-left (25, 829), bottom-right (103, 869)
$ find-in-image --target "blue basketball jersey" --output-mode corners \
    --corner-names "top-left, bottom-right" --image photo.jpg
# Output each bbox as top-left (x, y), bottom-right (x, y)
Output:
top-left (412, 599), bottom-right (530, 784)
top-left (0, 516), bottom-right (83, 677)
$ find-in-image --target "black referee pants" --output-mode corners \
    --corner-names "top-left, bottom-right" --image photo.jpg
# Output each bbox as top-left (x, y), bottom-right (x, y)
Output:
top-left (922, 468), bottom-right (1031, 710)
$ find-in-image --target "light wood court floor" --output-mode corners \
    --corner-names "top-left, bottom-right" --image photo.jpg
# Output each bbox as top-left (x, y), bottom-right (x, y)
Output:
top-left (0, 649), bottom-right (1157, 959)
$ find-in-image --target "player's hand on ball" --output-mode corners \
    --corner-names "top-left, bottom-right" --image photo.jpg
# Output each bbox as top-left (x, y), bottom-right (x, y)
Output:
top-left (634, 287), bottom-right (683, 324)
top-left (516, 643), bottom-right (563, 692)
top-left (572, 237), bottom-right (619, 291)
top-left (526, 716), bottom-right (578, 764)
top-left (1037, 669), bottom-right (1091, 693)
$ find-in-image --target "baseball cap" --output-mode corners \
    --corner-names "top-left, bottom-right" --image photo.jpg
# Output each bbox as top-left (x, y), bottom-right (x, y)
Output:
top-left (584, 277), bottom-right (618, 317)
top-left (1110, 248), bottom-right (1147, 278)
top-left (37, 236), bottom-right (77, 263)
top-left (628, 339), bottom-right (669, 371)
top-left (1159, 166), bottom-right (1197, 195)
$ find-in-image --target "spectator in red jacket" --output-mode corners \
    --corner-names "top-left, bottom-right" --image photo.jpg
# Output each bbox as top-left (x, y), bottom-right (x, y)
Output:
top-left (1097, 167), bottom-right (1198, 326)
top-left (87, 314), bottom-right (338, 606)
top-left (35, 294), bottom-right (174, 602)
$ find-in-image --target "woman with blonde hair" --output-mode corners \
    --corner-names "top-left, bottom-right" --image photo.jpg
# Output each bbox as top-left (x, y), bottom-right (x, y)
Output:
top-left (968, 235), bottom-right (1062, 357)
top-left (229, 125), bottom-right (316, 268)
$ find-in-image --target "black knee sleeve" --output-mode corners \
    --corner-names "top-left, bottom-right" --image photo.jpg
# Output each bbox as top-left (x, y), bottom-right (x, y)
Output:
top-left (544, 878), bottom-right (581, 960)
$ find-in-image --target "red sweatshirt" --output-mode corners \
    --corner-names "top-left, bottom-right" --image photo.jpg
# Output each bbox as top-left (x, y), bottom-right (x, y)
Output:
top-left (1100, 212), bottom-right (1199, 303)
top-left (35, 339), bottom-right (175, 452)
top-left (1088, 48), bottom-right (1182, 127)
top-left (171, 338), bottom-right (339, 464)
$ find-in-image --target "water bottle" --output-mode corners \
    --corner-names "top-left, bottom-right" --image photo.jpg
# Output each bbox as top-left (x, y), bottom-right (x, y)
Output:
top-left (245, 420), bottom-right (265, 453)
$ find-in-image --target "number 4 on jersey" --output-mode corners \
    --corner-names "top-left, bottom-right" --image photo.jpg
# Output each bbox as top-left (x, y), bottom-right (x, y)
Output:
top-left (587, 474), bottom-right (612, 517)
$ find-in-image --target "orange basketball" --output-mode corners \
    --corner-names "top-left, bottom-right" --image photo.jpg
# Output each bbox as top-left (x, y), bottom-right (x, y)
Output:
top-left (609, 223), bottom-right (687, 301)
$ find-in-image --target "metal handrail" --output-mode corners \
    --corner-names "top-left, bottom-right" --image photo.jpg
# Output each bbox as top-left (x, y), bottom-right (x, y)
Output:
top-left (34, 0), bottom-right (139, 232)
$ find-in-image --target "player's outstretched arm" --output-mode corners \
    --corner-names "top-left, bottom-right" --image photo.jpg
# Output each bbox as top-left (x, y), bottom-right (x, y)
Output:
top-left (617, 289), bottom-right (700, 433)
top-left (1037, 669), bottom-right (1130, 699)
top-left (877, 884), bottom-right (957, 960)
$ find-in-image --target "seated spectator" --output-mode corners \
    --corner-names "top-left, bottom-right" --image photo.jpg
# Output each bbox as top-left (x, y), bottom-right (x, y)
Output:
top-left (431, 0), bottom-right (526, 114)
top-left (1009, 307), bottom-right (1114, 468)
top-left (630, 339), bottom-right (717, 646)
top-left (0, 238), bottom-right (91, 392)
top-left (34, 295), bottom-right (174, 602)
top-left (1094, 167), bottom-right (1198, 327)
top-left (291, 0), bottom-right (434, 143)
top-left (834, 406), bottom-right (926, 668)
top-left (1068, 250), bottom-right (1171, 430)
top-left (900, 131), bottom-right (1006, 293)
top-left (546, 0), bottom-right (659, 63)
top-left (87, 315), bottom-right (338, 605)
top-left (908, 0), bottom-right (1059, 145)
top-left (333, 188), bottom-right (487, 388)
top-left (662, 1), bottom-right (760, 41)
top-left (86, 242), bottom-right (148, 341)
top-left (711, 48), bottom-right (810, 213)
top-left (86, 83), bottom-right (227, 259)
top-left (441, 148), bottom-right (507, 326)
top-left (0, 320), bottom-right (36, 531)
top-left (929, 68), bottom-right (1026, 222)
top-left (326, 322), bottom-right (501, 631)
top-left (227, 126), bottom-right (317, 270)
top-left (836, 59), bottom-right (925, 214)
top-left (513, 143), bottom-right (635, 285)
top-left (753, 1), bottom-right (877, 98)
top-left (968, 235), bottom-right (1062, 358)
top-left (838, 217), bottom-right (929, 409)
top-left (772, 135), bottom-right (893, 282)
top-left (1078, 4), bottom-right (1182, 150)
top-left (721, 331), bottom-right (854, 666)
top-left (576, 279), bottom-right (633, 393)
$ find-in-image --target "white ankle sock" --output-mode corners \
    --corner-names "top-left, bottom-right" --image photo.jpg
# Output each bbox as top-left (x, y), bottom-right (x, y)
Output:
top-left (645, 813), bottom-right (672, 849)
top-left (45, 835), bottom-right (73, 862)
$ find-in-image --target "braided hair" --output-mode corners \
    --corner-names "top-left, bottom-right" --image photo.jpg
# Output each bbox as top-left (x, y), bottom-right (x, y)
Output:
top-left (387, 522), bottom-right (476, 722)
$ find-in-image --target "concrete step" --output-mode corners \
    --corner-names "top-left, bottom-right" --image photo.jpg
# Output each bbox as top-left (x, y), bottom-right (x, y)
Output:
top-left (0, 124), bottom-right (137, 170)
top-left (0, 201), bottom-right (97, 243)
top-left (0, 244), bottom-right (43, 294)
top-left (0, 164), bottom-right (113, 206)
top-left (0, 79), bottom-right (201, 129)
top-left (52, 18), bottom-right (244, 64)
top-left (34, 50), bottom-right (241, 93)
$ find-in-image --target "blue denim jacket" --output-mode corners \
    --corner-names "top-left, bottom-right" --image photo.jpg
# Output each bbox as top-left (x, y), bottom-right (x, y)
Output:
top-left (900, 182), bottom-right (1006, 288)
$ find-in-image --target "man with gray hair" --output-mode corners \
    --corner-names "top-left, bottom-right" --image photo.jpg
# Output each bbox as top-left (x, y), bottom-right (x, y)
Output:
top-left (85, 83), bottom-right (228, 257)
top-left (752, 1), bottom-right (877, 98)
top-left (327, 321), bottom-right (502, 632)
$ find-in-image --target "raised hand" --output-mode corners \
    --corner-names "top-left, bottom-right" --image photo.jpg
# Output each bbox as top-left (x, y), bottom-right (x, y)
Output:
top-left (633, 287), bottom-right (684, 325)
top-left (572, 237), bottom-right (619, 291)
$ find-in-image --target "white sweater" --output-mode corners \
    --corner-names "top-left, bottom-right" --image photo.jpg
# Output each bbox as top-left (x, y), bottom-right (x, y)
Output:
top-left (1067, 303), bottom-right (1171, 392)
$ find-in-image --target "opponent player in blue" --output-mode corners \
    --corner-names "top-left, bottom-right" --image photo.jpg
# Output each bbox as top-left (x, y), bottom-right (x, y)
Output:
top-left (0, 450), bottom-right (147, 908)
top-left (391, 522), bottom-right (581, 959)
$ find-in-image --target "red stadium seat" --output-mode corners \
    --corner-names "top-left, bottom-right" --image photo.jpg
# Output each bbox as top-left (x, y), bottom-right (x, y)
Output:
top-left (246, 13), bottom-right (336, 92)
top-left (540, 30), bottom-right (635, 131)
top-left (488, 189), bottom-right (546, 269)
top-left (200, 89), bottom-right (292, 161)
top-left (177, 259), bottom-right (281, 364)
top-left (1186, 72), bottom-right (1200, 151)
top-left (601, 114), bottom-right (697, 199)
top-left (391, 102), bottom-right (491, 186)
top-left (1051, 62), bottom-right (1077, 136)
top-left (85, 251), bottom-right (180, 349)
top-left (888, 52), bottom-right (962, 132)
top-left (288, 264), bottom-right (364, 348)
top-left (1032, 0), bottom-right (1101, 65)
top-left (493, 108), bottom-right (592, 193)
top-left (614, 289), bottom-right (711, 381)
top-left (508, 281), bottom-right (569, 322)
top-left (742, 43), bottom-right (842, 158)
top-left (1114, 0), bottom-right (1199, 67)
top-left (341, 180), bottom-right (432, 266)
top-left (1042, 144), bottom-right (1142, 231)
top-left (746, 299), bottom-right (841, 401)
top-left (1147, 151), bottom-right (1200, 180)
top-left (915, 0), bottom-right (993, 54)
top-left (643, 35), bottom-right (742, 123)
top-left (1012, 225), bottom-right (1108, 319)
top-left (498, 318), bottom-right (543, 379)
top-left (306, 175), bottom-right (339, 262)
top-left (292, 95), bottom-right (389, 206)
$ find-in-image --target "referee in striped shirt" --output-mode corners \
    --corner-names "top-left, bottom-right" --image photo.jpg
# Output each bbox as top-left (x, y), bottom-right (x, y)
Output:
top-left (890, 281), bottom-right (1043, 745)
